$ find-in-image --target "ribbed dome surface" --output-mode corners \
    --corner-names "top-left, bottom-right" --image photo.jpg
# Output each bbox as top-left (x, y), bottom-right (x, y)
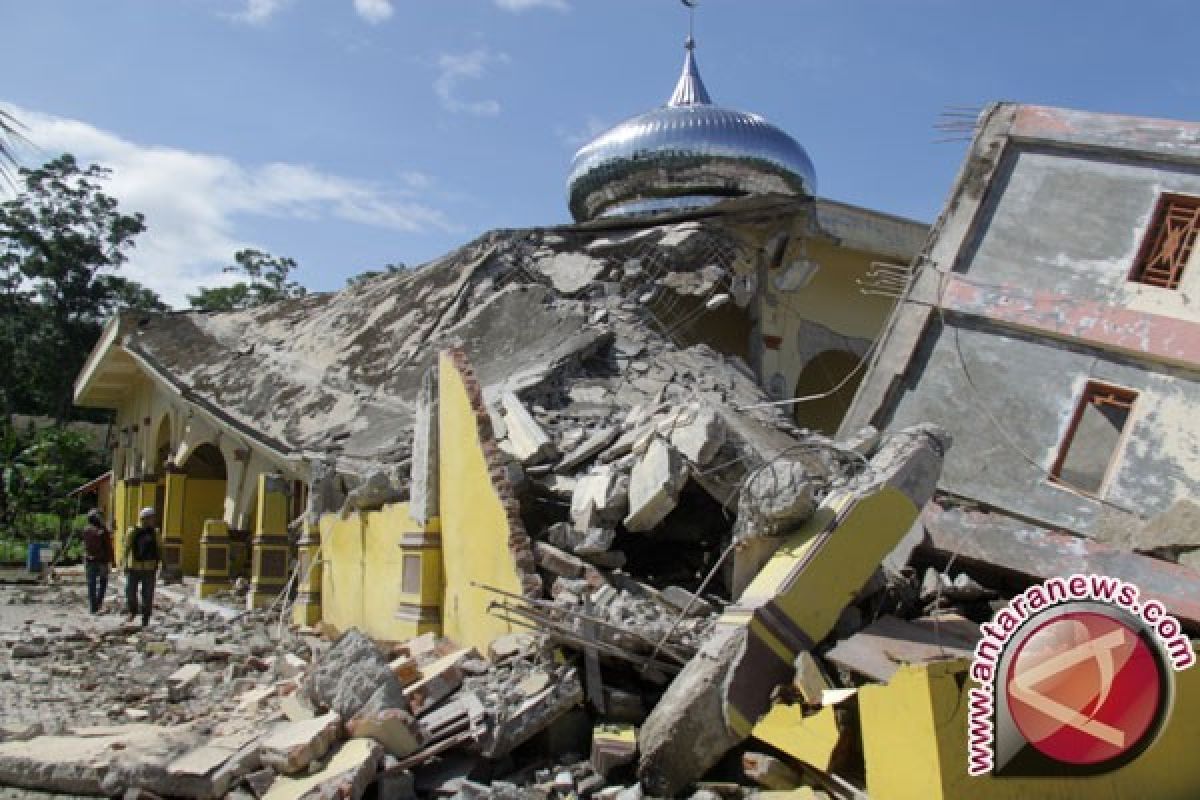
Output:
top-left (567, 40), bottom-right (816, 222)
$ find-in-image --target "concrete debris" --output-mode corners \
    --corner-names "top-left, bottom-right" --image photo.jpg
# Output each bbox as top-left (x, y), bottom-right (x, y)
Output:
top-left (339, 469), bottom-right (405, 519)
top-left (260, 712), bottom-right (343, 775)
top-left (623, 437), bottom-right (688, 532)
top-left (733, 459), bottom-right (820, 542)
top-left (303, 629), bottom-right (408, 720)
top-left (345, 708), bottom-right (423, 759)
top-left (500, 391), bottom-right (558, 465)
top-left (262, 738), bottom-right (382, 800)
top-left (666, 405), bottom-right (726, 467)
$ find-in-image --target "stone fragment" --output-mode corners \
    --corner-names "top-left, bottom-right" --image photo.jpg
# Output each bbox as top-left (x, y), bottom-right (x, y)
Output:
top-left (262, 738), bottom-right (382, 800)
top-left (376, 764), bottom-right (417, 800)
top-left (667, 406), bottom-right (725, 467)
top-left (260, 712), bottom-right (342, 775)
top-left (403, 650), bottom-right (470, 715)
top-left (623, 438), bottom-right (687, 532)
top-left (742, 751), bottom-right (802, 790)
top-left (303, 629), bottom-right (407, 719)
top-left (488, 633), bottom-right (535, 663)
top-left (558, 427), bottom-right (618, 473)
top-left (346, 708), bottom-right (423, 758)
top-left (501, 391), bottom-right (558, 465)
top-left (387, 655), bottom-right (419, 686)
top-left (280, 692), bottom-right (316, 723)
top-left (590, 723), bottom-right (637, 778)
top-left (792, 651), bottom-right (830, 706)
top-left (539, 252), bottom-right (606, 294)
top-left (534, 541), bottom-right (589, 579)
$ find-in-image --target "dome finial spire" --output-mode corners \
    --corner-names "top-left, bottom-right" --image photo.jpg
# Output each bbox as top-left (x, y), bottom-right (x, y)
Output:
top-left (669, 2), bottom-right (711, 108)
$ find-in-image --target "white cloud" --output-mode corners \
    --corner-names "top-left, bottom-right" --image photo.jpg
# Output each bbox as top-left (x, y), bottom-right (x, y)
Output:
top-left (556, 115), bottom-right (611, 149)
top-left (433, 49), bottom-right (509, 116)
top-left (2, 105), bottom-right (454, 307)
top-left (353, 0), bottom-right (393, 24)
top-left (225, 0), bottom-right (291, 25)
top-left (495, 0), bottom-right (569, 12)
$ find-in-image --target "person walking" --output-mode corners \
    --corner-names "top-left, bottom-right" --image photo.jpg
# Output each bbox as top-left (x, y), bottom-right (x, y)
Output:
top-left (80, 509), bottom-right (115, 614)
top-left (124, 507), bottom-right (161, 628)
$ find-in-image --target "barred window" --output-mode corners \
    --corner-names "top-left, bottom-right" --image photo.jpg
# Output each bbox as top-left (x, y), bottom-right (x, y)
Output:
top-left (1129, 193), bottom-right (1200, 289)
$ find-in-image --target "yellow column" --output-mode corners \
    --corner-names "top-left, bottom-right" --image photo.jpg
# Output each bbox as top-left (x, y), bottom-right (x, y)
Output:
top-left (137, 478), bottom-right (158, 518)
top-left (197, 519), bottom-right (231, 598)
top-left (117, 478), bottom-right (141, 562)
top-left (160, 470), bottom-right (186, 580)
top-left (394, 518), bottom-right (443, 639)
top-left (248, 474), bottom-right (290, 610)
top-left (292, 517), bottom-right (323, 627)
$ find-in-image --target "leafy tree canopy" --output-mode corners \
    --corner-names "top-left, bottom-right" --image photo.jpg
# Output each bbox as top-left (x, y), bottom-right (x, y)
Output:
top-left (0, 154), bottom-right (162, 420)
top-left (188, 248), bottom-right (306, 311)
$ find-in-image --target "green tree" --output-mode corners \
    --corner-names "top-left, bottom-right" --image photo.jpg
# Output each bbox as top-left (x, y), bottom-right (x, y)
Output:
top-left (188, 248), bottom-right (306, 311)
top-left (0, 421), bottom-right (104, 544)
top-left (0, 154), bottom-right (157, 420)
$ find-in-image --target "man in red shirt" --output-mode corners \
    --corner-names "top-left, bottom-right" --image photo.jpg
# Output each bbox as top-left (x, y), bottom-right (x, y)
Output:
top-left (80, 509), bottom-right (115, 614)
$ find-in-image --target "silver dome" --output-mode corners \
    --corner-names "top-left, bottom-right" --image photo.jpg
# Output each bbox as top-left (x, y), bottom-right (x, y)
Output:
top-left (567, 39), bottom-right (817, 222)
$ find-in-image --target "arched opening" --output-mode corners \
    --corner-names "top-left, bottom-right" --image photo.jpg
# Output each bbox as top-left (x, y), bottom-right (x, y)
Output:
top-left (792, 350), bottom-right (865, 436)
top-left (180, 443), bottom-right (227, 575)
top-left (153, 416), bottom-right (172, 518)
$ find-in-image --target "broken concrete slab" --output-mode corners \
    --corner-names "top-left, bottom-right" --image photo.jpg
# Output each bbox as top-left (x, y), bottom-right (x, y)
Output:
top-left (559, 427), bottom-right (619, 473)
top-left (623, 438), bottom-right (687, 532)
top-left (791, 651), bottom-right (830, 707)
top-left (262, 738), bottom-right (382, 800)
top-left (535, 541), bottom-right (589, 579)
top-left (570, 467), bottom-right (629, 533)
top-left (919, 501), bottom-right (1200, 629)
top-left (823, 615), bottom-right (975, 683)
top-left (659, 586), bottom-right (715, 618)
top-left (346, 708), bottom-right (423, 759)
top-left (260, 712), bottom-right (342, 775)
top-left (668, 406), bottom-right (725, 467)
top-left (538, 252), bottom-right (608, 294)
top-left (591, 724), bottom-right (637, 778)
top-left (403, 650), bottom-right (469, 715)
top-left (0, 725), bottom-right (200, 796)
top-left (303, 629), bottom-right (408, 719)
top-left (501, 391), bottom-right (558, 465)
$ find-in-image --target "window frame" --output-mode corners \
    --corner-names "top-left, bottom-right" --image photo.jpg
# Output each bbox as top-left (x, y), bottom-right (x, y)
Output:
top-left (1128, 192), bottom-right (1200, 290)
top-left (1049, 381), bottom-right (1138, 496)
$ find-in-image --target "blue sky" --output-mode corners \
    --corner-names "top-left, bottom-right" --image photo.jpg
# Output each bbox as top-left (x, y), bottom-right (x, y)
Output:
top-left (5, 0), bottom-right (1198, 306)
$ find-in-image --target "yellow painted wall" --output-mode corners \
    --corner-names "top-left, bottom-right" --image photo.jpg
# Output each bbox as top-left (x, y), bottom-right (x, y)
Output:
top-left (858, 657), bottom-right (1200, 800)
top-left (437, 352), bottom-right (525, 652)
top-left (181, 478), bottom-right (225, 575)
top-left (319, 503), bottom-right (439, 642)
top-left (113, 480), bottom-right (130, 562)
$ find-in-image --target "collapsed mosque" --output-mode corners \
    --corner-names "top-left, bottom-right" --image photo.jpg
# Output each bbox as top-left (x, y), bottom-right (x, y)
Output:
top-left (49, 24), bottom-right (1200, 800)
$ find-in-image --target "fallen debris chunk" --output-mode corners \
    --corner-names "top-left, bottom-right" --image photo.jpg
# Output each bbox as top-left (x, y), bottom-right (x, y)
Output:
top-left (346, 708), bottom-right (423, 759)
top-left (303, 629), bottom-right (407, 719)
top-left (733, 459), bottom-right (819, 541)
top-left (591, 724), bottom-right (637, 778)
top-left (824, 614), bottom-right (976, 683)
top-left (791, 651), bottom-right (830, 707)
top-left (403, 650), bottom-right (470, 715)
top-left (501, 391), bottom-right (558, 465)
top-left (752, 703), bottom-right (844, 774)
top-left (742, 752), bottom-right (803, 791)
top-left (668, 405), bottom-right (725, 467)
top-left (262, 738), bottom-right (382, 800)
top-left (260, 712), bottom-right (342, 775)
top-left (623, 438), bottom-right (687, 532)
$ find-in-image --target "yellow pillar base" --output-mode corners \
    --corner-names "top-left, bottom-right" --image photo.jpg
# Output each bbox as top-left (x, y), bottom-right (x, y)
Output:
top-left (248, 474), bottom-right (291, 610)
top-left (197, 519), bottom-right (232, 598)
top-left (292, 520), bottom-right (323, 627)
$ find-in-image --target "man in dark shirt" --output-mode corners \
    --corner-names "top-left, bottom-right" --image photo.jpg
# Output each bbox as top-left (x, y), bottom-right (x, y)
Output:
top-left (80, 509), bottom-right (115, 614)
top-left (124, 507), bottom-right (161, 628)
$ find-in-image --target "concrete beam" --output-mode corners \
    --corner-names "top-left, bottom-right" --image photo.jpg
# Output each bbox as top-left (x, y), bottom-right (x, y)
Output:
top-left (920, 502), bottom-right (1200, 630)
